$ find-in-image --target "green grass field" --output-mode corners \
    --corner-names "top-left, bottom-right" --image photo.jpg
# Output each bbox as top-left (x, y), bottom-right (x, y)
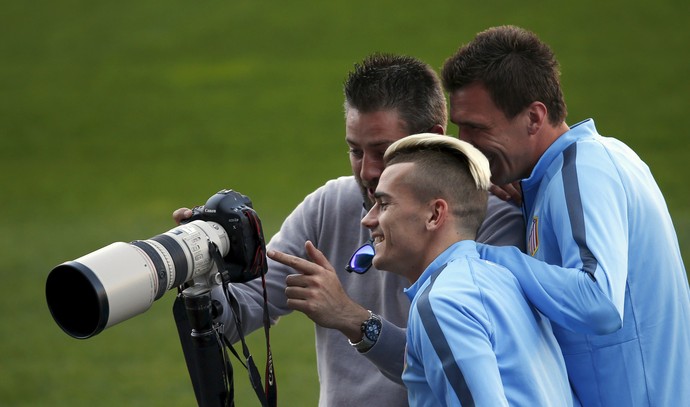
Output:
top-left (1, 0), bottom-right (688, 405)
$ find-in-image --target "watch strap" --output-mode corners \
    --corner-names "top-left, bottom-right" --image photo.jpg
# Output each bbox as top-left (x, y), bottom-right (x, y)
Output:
top-left (348, 310), bottom-right (381, 352)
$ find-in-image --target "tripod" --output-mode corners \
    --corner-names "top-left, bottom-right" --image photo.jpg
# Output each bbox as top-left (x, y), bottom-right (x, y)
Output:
top-left (174, 285), bottom-right (234, 407)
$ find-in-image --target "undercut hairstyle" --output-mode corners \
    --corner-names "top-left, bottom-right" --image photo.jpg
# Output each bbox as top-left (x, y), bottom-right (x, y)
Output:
top-left (344, 53), bottom-right (447, 134)
top-left (441, 25), bottom-right (567, 126)
top-left (384, 133), bottom-right (491, 236)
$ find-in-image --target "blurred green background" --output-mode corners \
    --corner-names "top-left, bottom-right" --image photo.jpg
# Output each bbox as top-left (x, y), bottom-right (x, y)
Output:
top-left (1, 0), bottom-right (688, 405)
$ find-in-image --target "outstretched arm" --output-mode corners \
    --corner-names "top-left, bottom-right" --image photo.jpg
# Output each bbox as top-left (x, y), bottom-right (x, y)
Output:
top-left (477, 243), bottom-right (621, 335)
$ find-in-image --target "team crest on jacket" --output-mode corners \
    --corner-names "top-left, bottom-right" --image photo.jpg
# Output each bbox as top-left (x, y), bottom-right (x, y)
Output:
top-left (528, 216), bottom-right (539, 256)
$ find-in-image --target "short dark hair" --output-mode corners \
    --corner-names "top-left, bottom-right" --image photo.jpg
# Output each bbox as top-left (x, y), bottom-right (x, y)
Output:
top-left (344, 53), bottom-right (447, 134)
top-left (441, 25), bottom-right (567, 125)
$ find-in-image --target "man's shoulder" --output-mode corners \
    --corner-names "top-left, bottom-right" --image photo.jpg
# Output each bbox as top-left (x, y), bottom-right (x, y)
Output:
top-left (321, 175), bottom-right (359, 190)
top-left (478, 194), bottom-right (525, 250)
top-left (486, 193), bottom-right (520, 215)
top-left (305, 175), bottom-right (354, 193)
top-left (293, 175), bottom-right (364, 221)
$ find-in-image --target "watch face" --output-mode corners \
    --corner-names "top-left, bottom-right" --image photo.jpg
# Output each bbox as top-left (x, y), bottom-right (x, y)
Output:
top-left (364, 319), bottom-right (382, 341)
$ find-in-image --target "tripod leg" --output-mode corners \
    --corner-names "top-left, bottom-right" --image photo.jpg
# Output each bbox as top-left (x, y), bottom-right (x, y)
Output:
top-left (173, 287), bottom-right (233, 407)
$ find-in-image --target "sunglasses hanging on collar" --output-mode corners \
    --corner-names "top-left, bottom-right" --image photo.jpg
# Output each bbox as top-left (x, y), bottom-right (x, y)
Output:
top-left (345, 239), bottom-right (375, 274)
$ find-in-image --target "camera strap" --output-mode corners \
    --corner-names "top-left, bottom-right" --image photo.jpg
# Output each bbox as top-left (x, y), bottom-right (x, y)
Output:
top-left (244, 208), bottom-right (277, 407)
top-left (222, 290), bottom-right (266, 403)
top-left (208, 240), bottom-right (278, 407)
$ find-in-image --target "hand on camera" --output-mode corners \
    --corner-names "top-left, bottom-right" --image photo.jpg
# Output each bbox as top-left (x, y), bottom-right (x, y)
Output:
top-left (172, 207), bottom-right (194, 225)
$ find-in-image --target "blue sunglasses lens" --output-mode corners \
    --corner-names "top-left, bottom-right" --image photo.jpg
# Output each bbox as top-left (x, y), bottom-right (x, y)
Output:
top-left (346, 241), bottom-right (375, 274)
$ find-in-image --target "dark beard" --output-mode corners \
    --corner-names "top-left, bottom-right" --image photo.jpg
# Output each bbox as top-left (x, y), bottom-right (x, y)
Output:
top-left (356, 178), bottom-right (374, 211)
top-left (362, 189), bottom-right (373, 211)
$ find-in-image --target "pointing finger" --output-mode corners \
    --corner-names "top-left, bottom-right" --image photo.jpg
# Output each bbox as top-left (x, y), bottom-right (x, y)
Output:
top-left (305, 241), bottom-right (336, 272)
top-left (267, 249), bottom-right (319, 275)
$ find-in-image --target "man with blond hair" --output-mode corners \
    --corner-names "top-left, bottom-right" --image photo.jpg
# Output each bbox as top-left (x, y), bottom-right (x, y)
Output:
top-left (356, 133), bottom-right (574, 406)
top-left (176, 54), bottom-right (525, 406)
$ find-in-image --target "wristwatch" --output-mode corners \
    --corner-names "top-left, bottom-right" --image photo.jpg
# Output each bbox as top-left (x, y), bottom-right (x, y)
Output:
top-left (348, 310), bottom-right (382, 352)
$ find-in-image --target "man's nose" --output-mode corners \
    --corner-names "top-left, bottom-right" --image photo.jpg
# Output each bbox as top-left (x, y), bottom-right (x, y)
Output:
top-left (360, 155), bottom-right (382, 183)
top-left (361, 207), bottom-right (378, 228)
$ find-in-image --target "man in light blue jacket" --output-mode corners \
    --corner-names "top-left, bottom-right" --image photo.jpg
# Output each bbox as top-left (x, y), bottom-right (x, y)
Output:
top-left (441, 25), bottom-right (690, 406)
top-left (359, 133), bottom-right (574, 406)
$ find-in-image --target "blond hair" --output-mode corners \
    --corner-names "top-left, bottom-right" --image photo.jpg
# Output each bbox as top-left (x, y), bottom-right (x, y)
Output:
top-left (384, 133), bottom-right (491, 190)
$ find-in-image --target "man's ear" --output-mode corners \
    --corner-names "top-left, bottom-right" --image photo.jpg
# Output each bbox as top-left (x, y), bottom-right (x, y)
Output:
top-left (426, 199), bottom-right (449, 231)
top-left (526, 101), bottom-right (548, 136)
top-left (428, 124), bottom-right (445, 135)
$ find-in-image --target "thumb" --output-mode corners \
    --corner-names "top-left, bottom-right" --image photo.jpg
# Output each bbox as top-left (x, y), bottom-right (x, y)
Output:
top-left (305, 241), bottom-right (335, 272)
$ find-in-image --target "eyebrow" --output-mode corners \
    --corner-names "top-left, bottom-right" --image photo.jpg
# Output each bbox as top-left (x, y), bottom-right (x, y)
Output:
top-left (373, 191), bottom-right (391, 200)
top-left (453, 118), bottom-right (486, 128)
top-left (346, 138), bottom-right (397, 148)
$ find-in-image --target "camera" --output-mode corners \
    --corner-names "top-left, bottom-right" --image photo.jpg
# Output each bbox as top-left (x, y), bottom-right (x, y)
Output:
top-left (45, 189), bottom-right (267, 339)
